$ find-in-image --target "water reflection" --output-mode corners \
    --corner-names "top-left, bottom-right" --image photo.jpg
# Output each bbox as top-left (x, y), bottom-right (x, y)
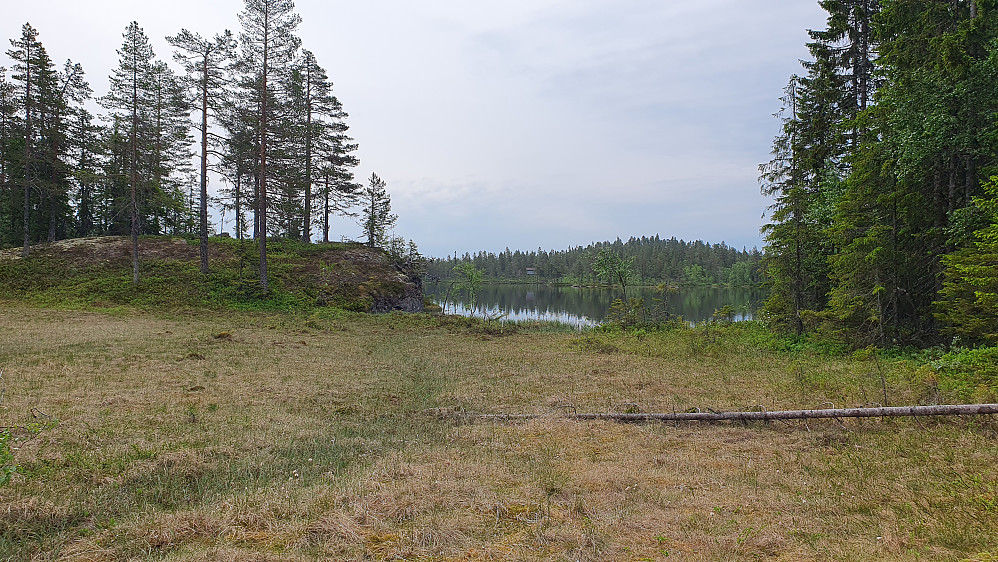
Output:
top-left (428, 283), bottom-right (766, 326)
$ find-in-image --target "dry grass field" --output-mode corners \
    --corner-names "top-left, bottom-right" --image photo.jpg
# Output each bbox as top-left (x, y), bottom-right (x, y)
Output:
top-left (1, 305), bottom-right (997, 560)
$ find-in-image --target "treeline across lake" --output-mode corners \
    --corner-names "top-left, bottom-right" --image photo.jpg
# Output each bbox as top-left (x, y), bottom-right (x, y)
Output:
top-left (427, 235), bottom-right (764, 287)
top-left (761, 0), bottom-right (998, 347)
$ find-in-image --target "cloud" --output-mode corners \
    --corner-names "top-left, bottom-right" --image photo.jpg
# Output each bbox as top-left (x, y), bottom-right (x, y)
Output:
top-left (1, 0), bottom-right (827, 257)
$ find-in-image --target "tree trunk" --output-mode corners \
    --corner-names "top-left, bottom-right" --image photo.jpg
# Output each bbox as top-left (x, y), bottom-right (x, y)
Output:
top-left (476, 403), bottom-right (998, 423)
top-left (258, 13), bottom-right (270, 293)
top-left (199, 54), bottom-right (210, 274)
top-left (302, 63), bottom-right (313, 243)
top-left (235, 166), bottom-right (242, 240)
top-left (130, 44), bottom-right (140, 284)
top-left (47, 191), bottom-right (56, 242)
top-left (323, 172), bottom-right (330, 243)
top-left (21, 42), bottom-right (32, 258)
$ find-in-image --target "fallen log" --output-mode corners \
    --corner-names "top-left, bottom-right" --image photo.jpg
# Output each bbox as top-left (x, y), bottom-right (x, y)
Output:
top-left (477, 403), bottom-right (998, 423)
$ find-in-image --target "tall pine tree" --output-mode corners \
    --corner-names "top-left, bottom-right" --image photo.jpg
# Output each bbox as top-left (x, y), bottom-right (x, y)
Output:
top-left (237, 0), bottom-right (302, 291)
top-left (168, 29), bottom-right (236, 273)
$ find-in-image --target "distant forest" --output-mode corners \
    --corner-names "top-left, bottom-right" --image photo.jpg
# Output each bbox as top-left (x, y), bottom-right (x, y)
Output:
top-left (762, 0), bottom-right (998, 347)
top-left (426, 236), bottom-right (764, 287)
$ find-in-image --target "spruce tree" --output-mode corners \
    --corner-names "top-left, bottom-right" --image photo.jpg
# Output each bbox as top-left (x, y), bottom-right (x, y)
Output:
top-left (7, 23), bottom-right (52, 257)
top-left (759, 76), bottom-right (818, 335)
top-left (43, 60), bottom-right (91, 243)
top-left (935, 177), bottom-right (998, 344)
top-left (759, 1), bottom-right (882, 337)
top-left (362, 172), bottom-right (396, 249)
top-left (826, 0), bottom-right (997, 345)
top-left (69, 107), bottom-right (101, 237)
top-left (0, 67), bottom-right (15, 243)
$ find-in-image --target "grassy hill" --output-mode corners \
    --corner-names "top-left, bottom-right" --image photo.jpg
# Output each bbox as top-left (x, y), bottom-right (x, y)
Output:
top-left (0, 236), bottom-right (424, 314)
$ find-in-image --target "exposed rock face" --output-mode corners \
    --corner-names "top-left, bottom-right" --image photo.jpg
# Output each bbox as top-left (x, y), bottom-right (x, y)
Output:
top-left (369, 271), bottom-right (423, 313)
top-left (307, 247), bottom-right (424, 313)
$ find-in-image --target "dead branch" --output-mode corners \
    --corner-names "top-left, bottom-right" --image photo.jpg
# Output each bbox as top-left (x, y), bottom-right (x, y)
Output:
top-left (474, 404), bottom-right (998, 423)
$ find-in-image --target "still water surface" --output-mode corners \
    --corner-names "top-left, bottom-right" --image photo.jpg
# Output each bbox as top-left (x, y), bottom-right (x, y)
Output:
top-left (427, 283), bottom-right (766, 327)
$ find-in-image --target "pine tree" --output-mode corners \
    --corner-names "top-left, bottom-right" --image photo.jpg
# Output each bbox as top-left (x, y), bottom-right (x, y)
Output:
top-left (299, 50), bottom-right (350, 242)
top-left (101, 22), bottom-right (169, 284)
top-left (237, 0), bottom-right (302, 291)
top-left (318, 147), bottom-right (360, 243)
top-left (168, 29), bottom-right (236, 273)
top-left (218, 99), bottom-right (257, 241)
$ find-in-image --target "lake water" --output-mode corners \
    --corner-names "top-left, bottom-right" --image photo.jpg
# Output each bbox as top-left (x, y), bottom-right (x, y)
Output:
top-left (426, 283), bottom-right (766, 327)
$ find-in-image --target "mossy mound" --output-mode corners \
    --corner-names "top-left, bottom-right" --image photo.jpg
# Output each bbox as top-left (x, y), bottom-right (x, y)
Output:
top-left (0, 236), bottom-right (423, 313)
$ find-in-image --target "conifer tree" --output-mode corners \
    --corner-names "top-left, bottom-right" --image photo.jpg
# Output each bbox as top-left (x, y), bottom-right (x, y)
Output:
top-left (759, 76), bottom-right (821, 335)
top-left (105, 23), bottom-right (153, 282)
top-left (0, 67), bottom-right (15, 243)
top-left (826, 0), bottom-right (996, 345)
top-left (937, 176), bottom-right (998, 345)
top-left (69, 106), bottom-right (101, 237)
top-left (237, 0), bottom-right (302, 291)
top-left (759, 1), bottom-right (882, 337)
top-left (41, 60), bottom-right (91, 243)
top-left (168, 29), bottom-right (236, 273)
top-left (218, 102), bottom-right (257, 241)
top-left (297, 50), bottom-right (348, 242)
top-left (146, 61), bottom-right (194, 235)
top-left (362, 172), bottom-right (396, 249)
top-left (100, 22), bottom-right (190, 283)
top-left (318, 146), bottom-right (360, 243)
top-left (7, 23), bottom-right (53, 257)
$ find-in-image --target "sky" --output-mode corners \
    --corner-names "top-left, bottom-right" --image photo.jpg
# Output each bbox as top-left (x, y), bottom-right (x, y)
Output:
top-left (0, 1), bottom-right (829, 258)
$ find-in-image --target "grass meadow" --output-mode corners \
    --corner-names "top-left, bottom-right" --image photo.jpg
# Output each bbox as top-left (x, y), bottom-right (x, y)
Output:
top-left (1, 306), bottom-right (997, 560)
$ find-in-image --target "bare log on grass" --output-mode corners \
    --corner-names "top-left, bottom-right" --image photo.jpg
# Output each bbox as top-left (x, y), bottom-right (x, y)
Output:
top-left (477, 404), bottom-right (998, 423)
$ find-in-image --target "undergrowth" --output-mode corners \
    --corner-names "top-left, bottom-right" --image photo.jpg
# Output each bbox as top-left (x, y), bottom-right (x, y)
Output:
top-left (582, 319), bottom-right (998, 406)
top-left (0, 237), bottom-right (389, 314)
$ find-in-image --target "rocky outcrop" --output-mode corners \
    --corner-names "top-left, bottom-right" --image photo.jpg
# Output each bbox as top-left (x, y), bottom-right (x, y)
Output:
top-left (369, 272), bottom-right (423, 313)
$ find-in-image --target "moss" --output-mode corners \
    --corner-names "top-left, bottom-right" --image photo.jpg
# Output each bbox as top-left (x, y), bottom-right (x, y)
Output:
top-left (0, 236), bottom-right (415, 315)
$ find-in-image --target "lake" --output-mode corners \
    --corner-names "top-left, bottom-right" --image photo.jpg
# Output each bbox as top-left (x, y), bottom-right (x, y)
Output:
top-left (426, 283), bottom-right (767, 327)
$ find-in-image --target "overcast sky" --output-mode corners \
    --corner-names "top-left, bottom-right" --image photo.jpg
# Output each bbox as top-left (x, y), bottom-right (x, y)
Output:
top-left (1, 1), bottom-right (828, 257)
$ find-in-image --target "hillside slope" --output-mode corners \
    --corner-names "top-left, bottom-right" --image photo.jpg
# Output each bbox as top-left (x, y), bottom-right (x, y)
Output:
top-left (0, 236), bottom-right (423, 313)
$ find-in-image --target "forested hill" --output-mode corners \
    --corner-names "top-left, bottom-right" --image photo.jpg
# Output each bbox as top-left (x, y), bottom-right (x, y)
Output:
top-left (426, 236), bottom-right (764, 286)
